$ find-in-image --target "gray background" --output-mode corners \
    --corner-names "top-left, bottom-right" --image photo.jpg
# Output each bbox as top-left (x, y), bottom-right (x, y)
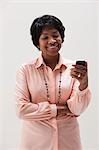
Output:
top-left (0, 0), bottom-right (99, 150)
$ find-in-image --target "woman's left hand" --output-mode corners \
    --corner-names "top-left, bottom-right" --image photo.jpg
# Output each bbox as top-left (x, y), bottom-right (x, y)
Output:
top-left (70, 64), bottom-right (88, 91)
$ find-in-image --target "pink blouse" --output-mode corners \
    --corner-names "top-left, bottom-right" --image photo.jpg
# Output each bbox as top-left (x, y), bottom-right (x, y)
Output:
top-left (15, 53), bottom-right (91, 150)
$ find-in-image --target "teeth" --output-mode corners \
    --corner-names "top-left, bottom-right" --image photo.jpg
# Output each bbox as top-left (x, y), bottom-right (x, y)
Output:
top-left (49, 46), bottom-right (56, 48)
top-left (48, 45), bottom-right (58, 48)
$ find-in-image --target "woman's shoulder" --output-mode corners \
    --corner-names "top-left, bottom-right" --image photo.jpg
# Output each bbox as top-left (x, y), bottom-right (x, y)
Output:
top-left (16, 57), bottom-right (39, 71)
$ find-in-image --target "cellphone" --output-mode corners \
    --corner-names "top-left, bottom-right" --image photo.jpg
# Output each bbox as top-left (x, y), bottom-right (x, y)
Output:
top-left (76, 60), bottom-right (87, 67)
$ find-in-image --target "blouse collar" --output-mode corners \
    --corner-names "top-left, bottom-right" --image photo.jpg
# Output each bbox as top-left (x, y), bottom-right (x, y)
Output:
top-left (34, 53), bottom-right (72, 70)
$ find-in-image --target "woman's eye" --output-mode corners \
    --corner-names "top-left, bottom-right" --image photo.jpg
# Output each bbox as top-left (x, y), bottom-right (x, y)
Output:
top-left (53, 35), bottom-right (58, 38)
top-left (41, 36), bottom-right (48, 40)
top-left (40, 34), bottom-right (59, 40)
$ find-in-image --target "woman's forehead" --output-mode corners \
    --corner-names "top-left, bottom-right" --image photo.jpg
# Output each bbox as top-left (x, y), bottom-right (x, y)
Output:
top-left (41, 27), bottom-right (59, 34)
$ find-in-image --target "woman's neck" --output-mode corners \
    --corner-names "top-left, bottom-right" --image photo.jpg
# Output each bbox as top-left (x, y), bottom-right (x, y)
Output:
top-left (42, 53), bottom-right (59, 70)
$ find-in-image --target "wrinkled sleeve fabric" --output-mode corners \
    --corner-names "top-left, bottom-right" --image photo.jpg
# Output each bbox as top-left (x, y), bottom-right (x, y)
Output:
top-left (67, 79), bottom-right (91, 116)
top-left (15, 65), bottom-right (57, 121)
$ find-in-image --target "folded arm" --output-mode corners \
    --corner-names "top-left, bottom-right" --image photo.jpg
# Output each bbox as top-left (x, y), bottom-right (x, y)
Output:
top-left (15, 65), bottom-right (57, 121)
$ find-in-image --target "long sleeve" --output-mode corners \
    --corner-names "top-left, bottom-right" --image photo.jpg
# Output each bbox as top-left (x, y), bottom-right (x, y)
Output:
top-left (15, 65), bottom-right (57, 121)
top-left (67, 79), bottom-right (91, 116)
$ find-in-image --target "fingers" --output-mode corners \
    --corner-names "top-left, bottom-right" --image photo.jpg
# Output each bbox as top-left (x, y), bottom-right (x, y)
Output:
top-left (72, 64), bottom-right (87, 71)
top-left (71, 68), bottom-right (86, 76)
top-left (70, 64), bottom-right (87, 80)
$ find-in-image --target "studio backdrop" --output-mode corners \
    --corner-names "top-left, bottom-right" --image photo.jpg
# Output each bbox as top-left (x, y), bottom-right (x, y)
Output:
top-left (0, 0), bottom-right (98, 150)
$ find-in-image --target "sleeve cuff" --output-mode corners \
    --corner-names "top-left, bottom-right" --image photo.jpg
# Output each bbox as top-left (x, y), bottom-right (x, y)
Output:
top-left (77, 87), bottom-right (89, 96)
top-left (50, 104), bottom-right (57, 117)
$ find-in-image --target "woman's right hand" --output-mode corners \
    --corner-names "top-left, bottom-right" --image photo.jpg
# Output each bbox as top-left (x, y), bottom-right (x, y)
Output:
top-left (56, 103), bottom-right (67, 116)
top-left (56, 103), bottom-right (74, 116)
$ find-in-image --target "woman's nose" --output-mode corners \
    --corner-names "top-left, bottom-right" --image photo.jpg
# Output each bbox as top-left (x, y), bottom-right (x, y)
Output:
top-left (48, 37), bottom-right (56, 44)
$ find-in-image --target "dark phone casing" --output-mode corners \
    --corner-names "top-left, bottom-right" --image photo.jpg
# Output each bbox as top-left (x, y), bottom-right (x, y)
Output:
top-left (76, 61), bottom-right (87, 67)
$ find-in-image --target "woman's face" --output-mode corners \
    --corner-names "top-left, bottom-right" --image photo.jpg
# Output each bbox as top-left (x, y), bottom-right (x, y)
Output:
top-left (38, 27), bottom-right (63, 57)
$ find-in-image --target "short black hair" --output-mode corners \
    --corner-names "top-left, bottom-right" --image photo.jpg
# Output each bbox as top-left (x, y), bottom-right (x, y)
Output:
top-left (30, 15), bottom-right (65, 49)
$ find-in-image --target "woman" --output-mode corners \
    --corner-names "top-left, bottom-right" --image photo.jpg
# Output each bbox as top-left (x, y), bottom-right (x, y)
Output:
top-left (15, 15), bottom-right (91, 150)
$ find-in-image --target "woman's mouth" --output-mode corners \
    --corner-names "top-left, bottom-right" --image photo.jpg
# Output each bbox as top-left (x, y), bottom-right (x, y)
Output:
top-left (46, 45), bottom-right (60, 52)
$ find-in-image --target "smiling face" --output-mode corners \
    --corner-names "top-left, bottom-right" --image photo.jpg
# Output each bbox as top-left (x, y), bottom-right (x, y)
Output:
top-left (38, 27), bottom-right (63, 58)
